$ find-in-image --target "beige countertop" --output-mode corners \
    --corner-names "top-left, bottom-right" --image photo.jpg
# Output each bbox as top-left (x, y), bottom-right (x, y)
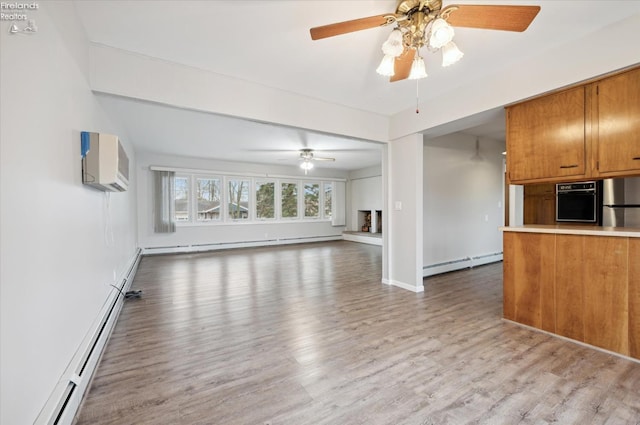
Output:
top-left (500, 224), bottom-right (640, 238)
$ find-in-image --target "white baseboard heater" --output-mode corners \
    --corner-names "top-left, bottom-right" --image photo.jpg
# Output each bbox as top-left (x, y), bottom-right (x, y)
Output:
top-left (142, 234), bottom-right (343, 255)
top-left (423, 252), bottom-right (503, 277)
top-left (34, 249), bottom-right (142, 425)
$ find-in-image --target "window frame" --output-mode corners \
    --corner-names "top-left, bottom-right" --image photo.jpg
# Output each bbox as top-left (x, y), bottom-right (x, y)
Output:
top-left (171, 172), bottom-right (336, 226)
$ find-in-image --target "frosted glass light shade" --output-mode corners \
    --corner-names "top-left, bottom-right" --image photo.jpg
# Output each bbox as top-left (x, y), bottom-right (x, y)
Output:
top-left (300, 161), bottom-right (314, 170)
top-left (442, 41), bottom-right (464, 67)
top-left (376, 54), bottom-right (396, 76)
top-left (408, 55), bottom-right (427, 80)
top-left (429, 18), bottom-right (454, 49)
top-left (382, 29), bottom-right (404, 57)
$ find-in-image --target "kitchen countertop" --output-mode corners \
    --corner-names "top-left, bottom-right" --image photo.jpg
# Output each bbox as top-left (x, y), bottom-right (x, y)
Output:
top-left (500, 224), bottom-right (640, 238)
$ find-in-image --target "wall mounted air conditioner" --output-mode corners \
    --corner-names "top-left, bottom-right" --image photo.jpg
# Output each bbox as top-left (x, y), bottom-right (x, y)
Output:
top-left (81, 132), bottom-right (129, 192)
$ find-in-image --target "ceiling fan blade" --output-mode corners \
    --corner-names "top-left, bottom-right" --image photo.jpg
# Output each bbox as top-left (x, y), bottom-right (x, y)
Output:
top-left (313, 157), bottom-right (336, 162)
top-left (310, 14), bottom-right (393, 40)
top-left (390, 48), bottom-right (415, 83)
top-left (442, 5), bottom-right (541, 32)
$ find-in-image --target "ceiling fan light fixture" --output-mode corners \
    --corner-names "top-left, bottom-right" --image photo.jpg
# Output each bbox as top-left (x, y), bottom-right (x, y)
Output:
top-left (382, 28), bottom-right (404, 57)
top-left (408, 54), bottom-right (427, 80)
top-left (441, 41), bottom-right (463, 67)
top-left (429, 18), bottom-right (455, 49)
top-left (376, 54), bottom-right (396, 76)
top-left (300, 160), bottom-right (314, 170)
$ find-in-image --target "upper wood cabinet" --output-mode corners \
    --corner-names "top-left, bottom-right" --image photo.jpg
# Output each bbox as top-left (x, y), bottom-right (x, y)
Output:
top-left (506, 66), bottom-right (640, 184)
top-left (507, 86), bottom-right (587, 183)
top-left (593, 67), bottom-right (640, 176)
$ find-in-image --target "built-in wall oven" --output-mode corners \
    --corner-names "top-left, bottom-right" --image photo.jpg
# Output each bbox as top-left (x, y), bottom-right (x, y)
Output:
top-left (556, 181), bottom-right (600, 223)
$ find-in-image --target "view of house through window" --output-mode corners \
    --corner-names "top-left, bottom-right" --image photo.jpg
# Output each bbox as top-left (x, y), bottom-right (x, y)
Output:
top-left (171, 174), bottom-right (335, 224)
top-left (228, 179), bottom-right (250, 220)
top-left (174, 176), bottom-right (190, 221)
top-left (196, 177), bottom-right (221, 221)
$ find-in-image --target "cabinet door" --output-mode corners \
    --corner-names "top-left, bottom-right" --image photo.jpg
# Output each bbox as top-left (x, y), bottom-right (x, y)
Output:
top-left (630, 238), bottom-right (640, 359)
top-left (503, 232), bottom-right (556, 330)
top-left (523, 184), bottom-right (556, 225)
top-left (596, 67), bottom-right (640, 175)
top-left (583, 236), bottom-right (629, 355)
top-left (555, 235), bottom-right (585, 341)
top-left (507, 87), bottom-right (586, 183)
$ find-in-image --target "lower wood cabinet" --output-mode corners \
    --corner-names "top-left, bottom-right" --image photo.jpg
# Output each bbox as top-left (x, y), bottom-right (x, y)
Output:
top-left (503, 232), bottom-right (555, 330)
top-left (582, 236), bottom-right (629, 355)
top-left (504, 231), bottom-right (638, 359)
top-left (630, 238), bottom-right (640, 359)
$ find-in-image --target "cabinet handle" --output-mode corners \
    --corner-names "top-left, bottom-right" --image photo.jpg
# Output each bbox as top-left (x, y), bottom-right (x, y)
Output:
top-left (560, 164), bottom-right (578, 169)
top-left (633, 157), bottom-right (640, 160)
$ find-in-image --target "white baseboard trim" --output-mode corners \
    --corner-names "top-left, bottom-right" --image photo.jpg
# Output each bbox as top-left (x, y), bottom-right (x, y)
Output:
top-left (423, 252), bottom-right (503, 277)
top-left (382, 278), bottom-right (424, 293)
top-left (34, 248), bottom-right (142, 425)
top-left (142, 235), bottom-right (344, 255)
top-left (342, 233), bottom-right (383, 246)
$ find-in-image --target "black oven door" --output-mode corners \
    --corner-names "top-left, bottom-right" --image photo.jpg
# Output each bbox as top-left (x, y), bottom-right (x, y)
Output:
top-left (556, 190), bottom-right (597, 223)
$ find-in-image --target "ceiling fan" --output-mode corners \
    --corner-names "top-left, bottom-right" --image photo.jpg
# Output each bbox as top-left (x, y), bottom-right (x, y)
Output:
top-left (298, 149), bottom-right (335, 174)
top-left (310, 0), bottom-right (541, 82)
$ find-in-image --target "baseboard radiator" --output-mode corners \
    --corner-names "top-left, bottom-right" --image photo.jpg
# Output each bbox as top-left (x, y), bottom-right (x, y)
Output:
top-left (423, 252), bottom-right (503, 277)
top-left (142, 234), bottom-right (344, 255)
top-left (34, 249), bottom-right (142, 425)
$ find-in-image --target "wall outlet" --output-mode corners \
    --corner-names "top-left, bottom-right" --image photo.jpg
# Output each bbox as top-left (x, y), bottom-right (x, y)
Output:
top-left (484, 214), bottom-right (489, 222)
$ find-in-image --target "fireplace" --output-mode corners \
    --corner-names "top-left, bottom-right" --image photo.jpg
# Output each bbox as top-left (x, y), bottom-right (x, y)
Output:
top-left (357, 210), bottom-right (382, 233)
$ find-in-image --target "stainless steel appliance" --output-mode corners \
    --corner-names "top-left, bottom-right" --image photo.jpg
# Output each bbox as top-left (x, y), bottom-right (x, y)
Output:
top-left (602, 177), bottom-right (640, 227)
top-left (556, 181), bottom-right (599, 223)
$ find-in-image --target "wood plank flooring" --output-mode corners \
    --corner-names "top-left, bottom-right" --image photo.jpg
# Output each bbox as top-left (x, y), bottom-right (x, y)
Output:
top-left (75, 241), bottom-right (640, 425)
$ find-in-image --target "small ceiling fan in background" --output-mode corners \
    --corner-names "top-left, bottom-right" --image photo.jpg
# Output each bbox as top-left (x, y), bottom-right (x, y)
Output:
top-left (298, 149), bottom-right (335, 174)
top-left (310, 0), bottom-right (541, 82)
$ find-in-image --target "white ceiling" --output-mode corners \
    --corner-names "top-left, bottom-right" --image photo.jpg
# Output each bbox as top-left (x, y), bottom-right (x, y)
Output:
top-left (75, 1), bottom-right (640, 170)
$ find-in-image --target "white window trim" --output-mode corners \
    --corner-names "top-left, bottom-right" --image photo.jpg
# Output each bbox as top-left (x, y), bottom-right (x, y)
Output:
top-left (171, 171), bottom-right (338, 226)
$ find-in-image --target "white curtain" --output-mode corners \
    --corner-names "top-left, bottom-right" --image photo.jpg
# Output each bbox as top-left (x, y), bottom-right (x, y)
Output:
top-left (153, 170), bottom-right (176, 233)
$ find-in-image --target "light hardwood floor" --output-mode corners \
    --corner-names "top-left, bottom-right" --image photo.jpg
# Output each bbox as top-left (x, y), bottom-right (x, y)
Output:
top-left (75, 241), bottom-right (640, 425)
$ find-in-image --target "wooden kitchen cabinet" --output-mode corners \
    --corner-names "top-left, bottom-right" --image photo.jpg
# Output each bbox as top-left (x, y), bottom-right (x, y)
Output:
top-left (593, 67), bottom-right (640, 177)
top-left (523, 183), bottom-right (556, 225)
top-left (503, 232), bottom-right (555, 330)
top-left (506, 86), bottom-right (587, 183)
top-left (506, 65), bottom-right (640, 184)
top-left (630, 238), bottom-right (640, 359)
top-left (582, 236), bottom-right (629, 355)
top-left (555, 235), bottom-right (584, 341)
top-left (503, 230), bottom-right (638, 359)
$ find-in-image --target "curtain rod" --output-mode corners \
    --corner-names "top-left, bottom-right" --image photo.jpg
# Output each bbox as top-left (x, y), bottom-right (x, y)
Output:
top-left (149, 165), bottom-right (347, 182)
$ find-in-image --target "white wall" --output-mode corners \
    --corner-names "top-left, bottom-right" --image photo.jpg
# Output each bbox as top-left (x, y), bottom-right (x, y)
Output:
top-left (0, 3), bottom-right (138, 424)
top-left (137, 152), bottom-right (347, 250)
top-left (347, 165), bottom-right (382, 232)
top-left (423, 134), bottom-right (504, 275)
top-left (386, 134), bottom-right (423, 292)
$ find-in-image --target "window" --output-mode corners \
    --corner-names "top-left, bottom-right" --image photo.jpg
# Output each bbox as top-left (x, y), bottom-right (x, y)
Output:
top-left (174, 175), bottom-right (190, 221)
top-left (324, 182), bottom-right (332, 219)
top-left (304, 182), bottom-right (320, 218)
top-left (281, 182), bottom-right (298, 218)
top-left (228, 178), bottom-right (250, 220)
top-left (196, 177), bottom-right (221, 221)
top-left (170, 173), bottom-right (338, 225)
top-left (255, 181), bottom-right (275, 219)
